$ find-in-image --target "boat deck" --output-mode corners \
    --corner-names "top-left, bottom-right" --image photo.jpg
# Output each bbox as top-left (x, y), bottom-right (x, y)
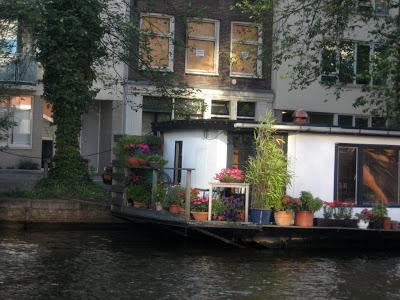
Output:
top-left (111, 206), bottom-right (400, 249)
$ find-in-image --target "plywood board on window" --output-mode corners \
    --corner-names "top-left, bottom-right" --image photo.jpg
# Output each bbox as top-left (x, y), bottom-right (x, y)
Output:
top-left (142, 36), bottom-right (169, 67)
top-left (188, 21), bottom-right (215, 38)
top-left (141, 16), bottom-right (170, 34)
top-left (187, 39), bottom-right (215, 72)
top-left (231, 44), bottom-right (257, 74)
top-left (232, 24), bottom-right (258, 42)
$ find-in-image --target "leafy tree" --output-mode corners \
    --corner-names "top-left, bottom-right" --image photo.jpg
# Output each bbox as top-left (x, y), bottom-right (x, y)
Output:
top-left (0, 0), bottom-right (194, 191)
top-left (234, 0), bottom-right (400, 126)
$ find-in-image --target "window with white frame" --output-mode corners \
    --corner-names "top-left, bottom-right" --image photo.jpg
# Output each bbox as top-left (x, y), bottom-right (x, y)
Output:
top-left (211, 100), bottom-right (230, 119)
top-left (358, 0), bottom-right (389, 15)
top-left (237, 101), bottom-right (256, 120)
top-left (0, 96), bottom-right (32, 147)
top-left (186, 19), bottom-right (219, 75)
top-left (230, 22), bottom-right (262, 78)
top-left (321, 41), bottom-right (385, 85)
top-left (140, 14), bottom-right (174, 71)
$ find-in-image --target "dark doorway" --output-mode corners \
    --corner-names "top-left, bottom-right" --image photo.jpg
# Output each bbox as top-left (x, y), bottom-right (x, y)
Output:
top-left (173, 141), bottom-right (183, 184)
top-left (42, 140), bottom-right (53, 168)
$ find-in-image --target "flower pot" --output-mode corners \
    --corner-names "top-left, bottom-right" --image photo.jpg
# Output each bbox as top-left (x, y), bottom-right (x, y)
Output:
top-left (169, 204), bottom-right (184, 214)
top-left (274, 211), bottom-right (293, 226)
top-left (133, 202), bottom-right (147, 209)
top-left (249, 209), bottom-right (271, 225)
top-left (294, 211), bottom-right (314, 227)
top-left (383, 216), bottom-right (391, 230)
top-left (217, 215), bottom-right (225, 221)
top-left (127, 157), bottom-right (141, 168)
top-left (191, 211), bottom-right (208, 221)
top-left (358, 219), bottom-right (369, 229)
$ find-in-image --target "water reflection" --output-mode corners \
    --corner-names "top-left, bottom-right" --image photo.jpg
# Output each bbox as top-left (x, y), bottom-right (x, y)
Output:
top-left (1, 228), bottom-right (400, 299)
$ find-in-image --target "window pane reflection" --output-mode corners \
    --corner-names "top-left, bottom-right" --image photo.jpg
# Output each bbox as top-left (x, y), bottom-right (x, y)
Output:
top-left (337, 147), bottom-right (357, 203)
top-left (362, 148), bottom-right (399, 206)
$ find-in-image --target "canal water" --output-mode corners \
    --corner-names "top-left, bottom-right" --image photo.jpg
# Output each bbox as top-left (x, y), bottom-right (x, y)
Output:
top-left (1, 226), bottom-right (400, 300)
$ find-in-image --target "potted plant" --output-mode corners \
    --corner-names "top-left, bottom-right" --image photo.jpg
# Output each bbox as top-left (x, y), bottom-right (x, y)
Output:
top-left (221, 195), bottom-right (244, 222)
top-left (316, 201), bottom-right (357, 228)
top-left (164, 185), bottom-right (186, 214)
top-left (355, 208), bottom-right (373, 229)
top-left (126, 184), bottom-right (150, 209)
top-left (274, 195), bottom-right (300, 226)
top-left (125, 143), bottom-right (151, 168)
top-left (245, 111), bottom-right (292, 224)
top-left (212, 196), bottom-right (226, 221)
top-left (370, 202), bottom-right (390, 229)
top-left (294, 191), bottom-right (323, 227)
top-left (148, 154), bottom-right (168, 169)
top-left (191, 192), bottom-right (209, 221)
top-left (214, 168), bottom-right (245, 183)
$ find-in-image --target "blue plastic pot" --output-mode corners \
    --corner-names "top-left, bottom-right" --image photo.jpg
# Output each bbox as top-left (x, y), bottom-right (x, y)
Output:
top-left (249, 209), bottom-right (272, 224)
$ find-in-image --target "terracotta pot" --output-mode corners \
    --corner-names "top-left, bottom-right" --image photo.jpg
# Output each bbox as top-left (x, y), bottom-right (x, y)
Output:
top-left (127, 157), bottom-right (140, 168)
top-left (191, 211), bottom-right (208, 221)
top-left (133, 202), bottom-right (147, 209)
top-left (295, 211), bottom-right (314, 227)
top-left (137, 158), bottom-right (148, 167)
top-left (383, 216), bottom-right (391, 230)
top-left (169, 204), bottom-right (184, 214)
top-left (274, 211), bottom-right (293, 226)
top-left (217, 215), bottom-right (225, 221)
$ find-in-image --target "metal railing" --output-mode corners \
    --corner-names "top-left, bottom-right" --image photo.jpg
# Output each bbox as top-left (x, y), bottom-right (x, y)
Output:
top-left (0, 54), bottom-right (37, 84)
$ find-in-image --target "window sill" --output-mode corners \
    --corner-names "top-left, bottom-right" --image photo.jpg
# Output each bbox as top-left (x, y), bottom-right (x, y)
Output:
top-left (230, 73), bottom-right (262, 79)
top-left (185, 70), bottom-right (219, 77)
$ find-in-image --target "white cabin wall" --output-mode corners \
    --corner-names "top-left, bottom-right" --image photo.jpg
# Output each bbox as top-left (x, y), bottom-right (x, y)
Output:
top-left (163, 129), bottom-right (228, 189)
top-left (287, 132), bottom-right (400, 219)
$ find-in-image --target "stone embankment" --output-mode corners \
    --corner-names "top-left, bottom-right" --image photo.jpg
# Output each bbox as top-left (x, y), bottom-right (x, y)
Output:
top-left (0, 198), bottom-right (127, 227)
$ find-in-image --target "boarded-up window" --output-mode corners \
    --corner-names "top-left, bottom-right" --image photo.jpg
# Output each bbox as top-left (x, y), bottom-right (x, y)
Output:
top-left (231, 22), bottom-right (262, 78)
top-left (140, 14), bottom-right (174, 71)
top-left (186, 19), bottom-right (219, 74)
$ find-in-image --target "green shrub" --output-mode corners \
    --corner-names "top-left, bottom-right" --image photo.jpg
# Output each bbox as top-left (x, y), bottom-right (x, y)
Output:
top-left (299, 191), bottom-right (323, 213)
top-left (245, 111), bottom-right (292, 210)
top-left (126, 184), bottom-right (151, 204)
top-left (17, 160), bottom-right (40, 170)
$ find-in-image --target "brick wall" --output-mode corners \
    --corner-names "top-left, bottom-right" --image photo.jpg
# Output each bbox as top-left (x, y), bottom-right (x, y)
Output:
top-left (130, 0), bottom-right (272, 90)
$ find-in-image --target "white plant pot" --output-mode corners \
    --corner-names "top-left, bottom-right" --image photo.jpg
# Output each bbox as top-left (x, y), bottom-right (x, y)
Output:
top-left (358, 219), bottom-right (369, 229)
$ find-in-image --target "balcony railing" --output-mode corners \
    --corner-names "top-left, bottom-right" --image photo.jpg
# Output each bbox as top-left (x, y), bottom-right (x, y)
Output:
top-left (0, 54), bottom-right (37, 85)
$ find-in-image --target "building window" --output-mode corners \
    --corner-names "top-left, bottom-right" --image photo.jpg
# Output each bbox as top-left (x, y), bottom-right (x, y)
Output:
top-left (309, 112), bottom-right (333, 126)
top-left (186, 19), bottom-right (219, 75)
top-left (237, 102), bottom-right (256, 120)
top-left (335, 144), bottom-right (400, 206)
top-left (358, 0), bottom-right (389, 15)
top-left (211, 100), bottom-right (230, 119)
top-left (230, 22), bottom-right (262, 78)
top-left (140, 13), bottom-right (174, 71)
top-left (355, 116), bottom-right (369, 128)
top-left (338, 115), bottom-right (353, 127)
top-left (0, 96), bottom-right (32, 147)
top-left (321, 42), bottom-right (379, 85)
top-left (0, 20), bottom-right (17, 55)
top-left (371, 116), bottom-right (386, 128)
top-left (142, 97), bottom-right (172, 135)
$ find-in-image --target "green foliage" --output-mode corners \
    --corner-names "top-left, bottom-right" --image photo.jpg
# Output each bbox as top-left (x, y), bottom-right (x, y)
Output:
top-left (372, 202), bottom-right (388, 219)
top-left (163, 185), bottom-right (186, 207)
top-left (17, 160), bottom-right (39, 170)
top-left (212, 195), bottom-right (225, 216)
top-left (148, 154), bottom-right (167, 167)
top-left (234, 0), bottom-right (400, 125)
top-left (127, 184), bottom-right (151, 204)
top-left (245, 111), bottom-right (292, 210)
top-left (299, 191), bottom-right (323, 213)
top-left (3, 178), bottom-right (108, 200)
